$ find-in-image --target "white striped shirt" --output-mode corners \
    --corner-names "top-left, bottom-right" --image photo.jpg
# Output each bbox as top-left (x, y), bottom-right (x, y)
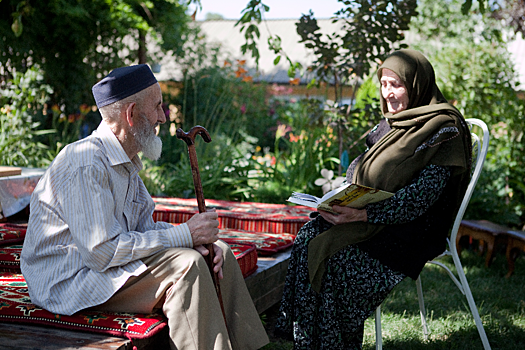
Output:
top-left (21, 121), bottom-right (192, 315)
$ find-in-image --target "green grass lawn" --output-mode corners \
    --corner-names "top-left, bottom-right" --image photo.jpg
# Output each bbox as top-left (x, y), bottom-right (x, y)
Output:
top-left (261, 248), bottom-right (525, 350)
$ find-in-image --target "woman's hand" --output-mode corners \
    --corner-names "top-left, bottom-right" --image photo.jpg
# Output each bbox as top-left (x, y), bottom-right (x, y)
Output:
top-left (318, 205), bottom-right (367, 225)
top-left (194, 243), bottom-right (224, 280)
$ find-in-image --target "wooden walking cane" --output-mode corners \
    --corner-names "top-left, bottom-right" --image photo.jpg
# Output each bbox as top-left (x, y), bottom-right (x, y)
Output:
top-left (176, 125), bottom-right (227, 323)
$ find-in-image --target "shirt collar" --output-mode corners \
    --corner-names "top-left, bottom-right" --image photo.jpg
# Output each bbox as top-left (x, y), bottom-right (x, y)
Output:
top-left (94, 120), bottom-right (143, 172)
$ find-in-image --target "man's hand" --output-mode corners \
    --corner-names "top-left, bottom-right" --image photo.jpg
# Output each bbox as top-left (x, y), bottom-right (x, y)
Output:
top-left (318, 205), bottom-right (367, 225)
top-left (186, 210), bottom-right (220, 247)
top-left (194, 244), bottom-right (224, 279)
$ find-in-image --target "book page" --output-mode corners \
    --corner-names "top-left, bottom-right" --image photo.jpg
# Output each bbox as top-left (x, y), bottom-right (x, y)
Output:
top-left (318, 184), bottom-right (393, 211)
top-left (287, 192), bottom-right (321, 209)
top-left (287, 184), bottom-right (393, 212)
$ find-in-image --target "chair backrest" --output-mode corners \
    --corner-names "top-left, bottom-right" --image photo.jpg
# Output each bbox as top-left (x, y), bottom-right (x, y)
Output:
top-left (449, 118), bottom-right (490, 246)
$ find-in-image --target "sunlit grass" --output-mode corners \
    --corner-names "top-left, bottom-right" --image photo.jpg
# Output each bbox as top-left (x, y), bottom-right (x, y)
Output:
top-left (262, 248), bottom-right (525, 350)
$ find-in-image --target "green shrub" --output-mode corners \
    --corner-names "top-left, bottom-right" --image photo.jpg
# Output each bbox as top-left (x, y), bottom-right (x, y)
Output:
top-left (248, 98), bottom-right (340, 203)
top-left (0, 66), bottom-right (54, 167)
top-left (425, 44), bottom-right (525, 228)
top-left (410, 0), bottom-right (525, 228)
top-left (141, 58), bottom-right (270, 201)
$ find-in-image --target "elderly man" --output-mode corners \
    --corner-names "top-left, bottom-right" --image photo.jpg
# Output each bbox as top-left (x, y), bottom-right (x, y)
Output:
top-left (21, 65), bottom-right (269, 350)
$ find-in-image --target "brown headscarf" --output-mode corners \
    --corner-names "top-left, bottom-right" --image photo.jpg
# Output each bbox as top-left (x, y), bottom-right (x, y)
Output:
top-left (308, 49), bottom-right (472, 292)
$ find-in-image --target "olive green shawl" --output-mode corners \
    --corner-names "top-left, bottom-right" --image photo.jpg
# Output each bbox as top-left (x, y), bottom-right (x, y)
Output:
top-left (308, 50), bottom-right (472, 292)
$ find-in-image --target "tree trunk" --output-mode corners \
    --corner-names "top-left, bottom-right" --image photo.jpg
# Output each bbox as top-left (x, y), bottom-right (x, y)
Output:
top-left (138, 30), bottom-right (147, 64)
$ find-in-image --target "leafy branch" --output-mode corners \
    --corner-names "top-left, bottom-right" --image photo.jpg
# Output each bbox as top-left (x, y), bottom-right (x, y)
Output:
top-left (234, 0), bottom-right (269, 67)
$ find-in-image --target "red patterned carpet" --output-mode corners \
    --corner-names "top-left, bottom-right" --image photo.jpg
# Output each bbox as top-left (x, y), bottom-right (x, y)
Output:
top-left (0, 198), bottom-right (312, 341)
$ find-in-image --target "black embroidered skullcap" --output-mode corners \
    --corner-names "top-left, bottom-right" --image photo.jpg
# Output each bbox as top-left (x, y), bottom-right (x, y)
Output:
top-left (92, 64), bottom-right (158, 108)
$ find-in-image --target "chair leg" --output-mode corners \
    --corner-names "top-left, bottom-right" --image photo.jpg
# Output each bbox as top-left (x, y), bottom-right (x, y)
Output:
top-left (375, 306), bottom-right (382, 350)
top-left (451, 251), bottom-right (492, 350)
top-left (416, 276), bottom-right (429, 340)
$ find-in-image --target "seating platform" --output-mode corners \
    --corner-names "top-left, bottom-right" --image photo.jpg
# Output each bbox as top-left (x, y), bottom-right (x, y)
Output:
top-left (0, 195), bottom-right (307, 349)
top-left (457, 219), bottom-right (525, 277)
top-left (457, 219), bottom-right (510, 267)
top-left (0, 248), bottom-right (292, 350)
top-left (504, 230), bottom-right (525, 278)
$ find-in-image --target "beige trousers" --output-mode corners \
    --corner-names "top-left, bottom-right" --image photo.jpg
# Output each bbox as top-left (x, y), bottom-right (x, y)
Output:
top-left (93, 240), bottom-right (269, 350)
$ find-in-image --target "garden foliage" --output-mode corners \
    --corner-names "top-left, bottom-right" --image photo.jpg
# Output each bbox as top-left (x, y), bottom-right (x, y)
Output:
top-left (140, 32), bottom-right (341, 203)
top-left (0, 0), bottom-right (523, 230)
top-left (237, 0), bottom-right (418, 175)
top-left (0, 0), bottom-right (191, 112)
top-left (411, 0), bottom-right (525, 227)
top-left (0, 0), bottom-right (194, 159)
top-left (0, 66), bottom-right (54, 168)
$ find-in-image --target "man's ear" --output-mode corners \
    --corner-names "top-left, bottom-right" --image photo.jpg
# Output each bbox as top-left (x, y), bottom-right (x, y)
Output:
top-left (125, 102), bottom-right (136, 127)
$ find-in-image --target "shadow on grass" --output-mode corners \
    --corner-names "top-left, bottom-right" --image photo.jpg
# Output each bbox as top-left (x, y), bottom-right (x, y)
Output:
top-left (364, 323), bottom-right (525, 350)
top-left (261, 249), bottom-right (525, 350)
top-left (383, 249), bottom-right (525, 315)
top-left (370, 249), bottom-right (525, 350)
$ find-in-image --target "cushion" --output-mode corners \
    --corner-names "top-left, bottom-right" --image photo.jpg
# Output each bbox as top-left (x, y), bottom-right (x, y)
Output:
top-left (222, 239), bottom-right (258, 278)
top-left (152, 197), bottom-right (311, 235)
top-left (0, 224), bottom-right (27, 246)
top-left (0, 272), bottom-right (168, 340)
top-left (0, 244), bottom-right (21, 272)
top-left (0, 241), bottom-right (258, 278)
top-left (219, 229), bottom-right (295, 256)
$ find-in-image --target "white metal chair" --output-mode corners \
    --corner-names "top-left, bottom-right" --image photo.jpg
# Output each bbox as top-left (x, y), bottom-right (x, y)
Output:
top-left (374, 118), bottom-right (491, 350)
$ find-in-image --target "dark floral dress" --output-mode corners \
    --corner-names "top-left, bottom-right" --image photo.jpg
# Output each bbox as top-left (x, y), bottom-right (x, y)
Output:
top-left (275, 164), bottom-right (451, 349)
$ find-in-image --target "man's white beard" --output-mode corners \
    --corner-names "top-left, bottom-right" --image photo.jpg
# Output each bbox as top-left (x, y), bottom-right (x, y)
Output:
top-left (132, 114), bottom-right (162, 160)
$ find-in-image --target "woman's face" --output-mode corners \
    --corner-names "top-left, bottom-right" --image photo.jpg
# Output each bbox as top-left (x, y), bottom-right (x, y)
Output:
top-left (380, 69), bottom-right (409, 114)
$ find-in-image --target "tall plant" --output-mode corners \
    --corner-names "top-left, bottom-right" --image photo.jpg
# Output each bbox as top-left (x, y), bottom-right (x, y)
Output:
top-left (237, 1), bottom-right (418, 175)
top-left (0, 0), bottom-right (193, 113)
top-left (141, 32), bottom-right (271, 201)
top-left (248, 98), bottom-right (340, 203)
top-left (411, 0), bottom-right (525, 227)
top-left (0, 66), bottom-right (54, 167)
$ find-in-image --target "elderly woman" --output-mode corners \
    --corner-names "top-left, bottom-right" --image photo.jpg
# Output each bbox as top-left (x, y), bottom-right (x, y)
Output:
top-left (275, 49), bottom-right (472, 349)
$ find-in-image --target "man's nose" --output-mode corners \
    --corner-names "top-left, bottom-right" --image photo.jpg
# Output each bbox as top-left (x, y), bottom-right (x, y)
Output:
top-left (158, 108), bottom-right (167, 124)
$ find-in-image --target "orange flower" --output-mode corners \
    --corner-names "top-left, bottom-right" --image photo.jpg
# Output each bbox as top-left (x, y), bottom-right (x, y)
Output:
top-left (237, 59), bottom-right (246, 66)
top-left (235, 67), bottom-right (247, 78)
top-left (289, 77), bottom-right (300, 85)
top-left (223, 60), bottom-right (232, 67)
top-left (242, 75), bottom-right (253, 83)
top-left (289, 133), bottom-right (299, 142)
top-left (79, 104), bottom-right (91, 115)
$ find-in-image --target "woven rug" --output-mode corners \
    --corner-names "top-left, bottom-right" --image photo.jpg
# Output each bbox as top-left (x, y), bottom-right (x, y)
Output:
top-left (219, 229), bottom-right (295, 256)
top-left (0, 244), bottom-right (21, 272)
top-left (0, 224), bottom-right (26, 245)
top-left (0, 241), bottom-right (257, 339)
top-left (221, 239), bottom-right (258, 278)
top-left (0, 242), bottom-right (256, 277)
top-left (152, 197), bottom-right (311, 235)
top-left (0, 216), bottom-right (262, 340)
top-left (0, 272), bottom-right (168, 340)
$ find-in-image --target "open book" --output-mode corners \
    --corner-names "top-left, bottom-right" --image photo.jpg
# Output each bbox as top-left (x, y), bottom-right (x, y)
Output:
top-left (288, 183), bottom-right (394, 213)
